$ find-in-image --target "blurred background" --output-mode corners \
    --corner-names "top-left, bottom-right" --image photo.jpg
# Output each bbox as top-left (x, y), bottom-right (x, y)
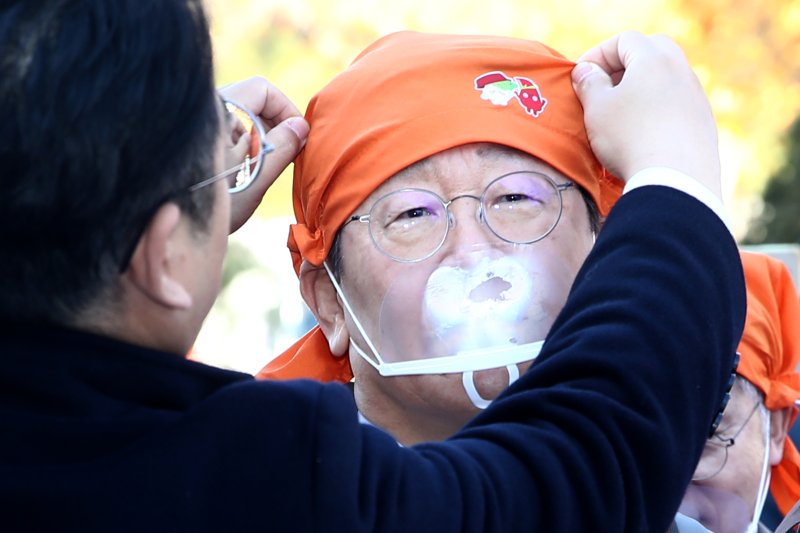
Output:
top-left (192, 0), bottom-right (800, 372)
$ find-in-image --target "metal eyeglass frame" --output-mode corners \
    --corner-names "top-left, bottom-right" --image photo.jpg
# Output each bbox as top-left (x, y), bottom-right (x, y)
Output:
top-left (188, 99), bottom-right (272, 194)
top-left (342, 170), bottom-right (574, 263)
top-left (693, 400), bottom-right (761, 481)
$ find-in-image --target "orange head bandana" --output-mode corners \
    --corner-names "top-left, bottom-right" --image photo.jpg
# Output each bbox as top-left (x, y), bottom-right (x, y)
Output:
top-left (737, 251), bottom-right (800, 516)
top-left (259, 31), bottom-right (622, 383)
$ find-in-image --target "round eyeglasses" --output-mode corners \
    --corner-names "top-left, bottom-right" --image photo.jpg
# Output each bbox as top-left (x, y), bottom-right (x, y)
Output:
top-left (343, 171), bottom-right (575, 262)
top-left (692, 401), bottom-right (761, 481)
top-left (189, 99), bottom-right (272, 194)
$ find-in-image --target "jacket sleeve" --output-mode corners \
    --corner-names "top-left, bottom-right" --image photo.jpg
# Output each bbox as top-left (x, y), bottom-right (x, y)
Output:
top-left (269, 186), bottom-right (745, 532)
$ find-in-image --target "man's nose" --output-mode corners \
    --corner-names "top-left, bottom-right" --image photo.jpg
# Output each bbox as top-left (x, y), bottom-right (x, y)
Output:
top-left (445, 196), bottom-right (493, 248)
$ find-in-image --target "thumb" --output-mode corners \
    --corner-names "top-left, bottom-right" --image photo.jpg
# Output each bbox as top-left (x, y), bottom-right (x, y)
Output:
top-left (228, 116), bottom-right (309, 233)
top-left (258, 116), bottom-right (310, 189)
top-left (571, 62), bottom-right (612, 107)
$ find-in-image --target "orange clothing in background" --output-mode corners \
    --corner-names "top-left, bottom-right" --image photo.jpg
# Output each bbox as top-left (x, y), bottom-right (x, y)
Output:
top-left (738, 251), bottom-right (800, 516)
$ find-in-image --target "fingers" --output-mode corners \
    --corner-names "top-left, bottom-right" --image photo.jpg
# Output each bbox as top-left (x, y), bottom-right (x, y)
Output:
top-left (228, 115), bottom-right (309, 233)
top-left (576, 33), bottom-right (629, 75)
top-left (258, 115), bottom-right (309, 190)
top-left (571, 62), bottom-right (612, 96)
top-left (577, 31), bottom-right (680, 78)
top-left (570, 32), bottom-right (721, 196)
top-left (224, 131), bottom-right (249, 172)
top-left (220, 76), bottom-right (310, 233)
top-left (220, 76), bottom-right (302, 126)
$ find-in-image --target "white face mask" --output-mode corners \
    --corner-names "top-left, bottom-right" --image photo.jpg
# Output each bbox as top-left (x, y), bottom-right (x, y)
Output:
top-left (323, 246), bottom-right (558, 409)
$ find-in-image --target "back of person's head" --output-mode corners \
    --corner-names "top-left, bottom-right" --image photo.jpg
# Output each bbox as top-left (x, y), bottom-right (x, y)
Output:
top-left (0, 0), bottom-right (219, 325)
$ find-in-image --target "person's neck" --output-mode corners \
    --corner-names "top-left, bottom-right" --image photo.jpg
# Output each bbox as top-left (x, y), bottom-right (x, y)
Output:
top-left (355, 391), bottom-right (467, 446)
top-left (74, 297), bottom-right (195, 357)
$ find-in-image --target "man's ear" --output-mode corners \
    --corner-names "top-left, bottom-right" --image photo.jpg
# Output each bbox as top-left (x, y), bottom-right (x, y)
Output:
top-left (299, 261), bottom-right (349, 357)
top-left (767, 407), bottom-right (792, 466)
top-left (769, 406), bottom-right (794, 466)
top-left (125, 202), bottom-right (193, 310)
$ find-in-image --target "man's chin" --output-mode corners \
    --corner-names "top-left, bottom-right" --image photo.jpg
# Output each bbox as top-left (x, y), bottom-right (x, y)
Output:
top-left (679, 484), bottom-right (752, 533)
top-left (470, 363), bottom-right (531, 400)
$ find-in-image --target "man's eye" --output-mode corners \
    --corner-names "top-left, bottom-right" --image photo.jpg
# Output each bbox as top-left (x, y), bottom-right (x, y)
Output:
top-left (397, 207), bottom-right (433, 219)
top-left (382, 206), bottom-right (440, 235)
top-left (499, 193), bottom-right (533, 203)
top-left (490, 192), bottom-right (545, 211)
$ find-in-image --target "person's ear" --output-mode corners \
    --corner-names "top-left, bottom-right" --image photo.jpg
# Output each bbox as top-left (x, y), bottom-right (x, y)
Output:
top-left (125, 202), bottom-right (193, 310)
top-left (299, 260), bottom-right (349, 357)
top-left (768, 406), bottom-right (794, 466)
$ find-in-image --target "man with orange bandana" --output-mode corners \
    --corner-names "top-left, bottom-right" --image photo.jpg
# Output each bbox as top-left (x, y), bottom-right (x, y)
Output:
top-left (675, 251), bottom-right (800, 533)
top-left (0, 0), bottom-right (745, 527)
top-left (258, 32), bottom-right (627, 444)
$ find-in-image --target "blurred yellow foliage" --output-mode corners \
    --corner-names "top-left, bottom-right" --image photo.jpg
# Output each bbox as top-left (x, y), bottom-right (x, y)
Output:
top-left (207, 0), bottom-right (800, 238)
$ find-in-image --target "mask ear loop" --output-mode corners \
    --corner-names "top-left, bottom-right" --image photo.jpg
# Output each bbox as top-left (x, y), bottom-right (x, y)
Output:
top-left (747, 409), bottom-right (772, 533)
top-left (462, 364), bottom-right (520, 410)
top-left (323, 261), bottom-right (386, 369)
top-left (323, 257), bottom-right (544, 379)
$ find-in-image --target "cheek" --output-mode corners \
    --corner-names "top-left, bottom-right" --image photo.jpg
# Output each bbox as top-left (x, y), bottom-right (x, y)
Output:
top-left (547, 204), bottom-right (594, 268)
top-left (726, 428), bottom-right (768, 491)
top-left (693, 431), bottom-right (767, 518)
top-left (525, 210), bottom-right (593, 311)
top-left (339, 234), bottom-right (399, 321)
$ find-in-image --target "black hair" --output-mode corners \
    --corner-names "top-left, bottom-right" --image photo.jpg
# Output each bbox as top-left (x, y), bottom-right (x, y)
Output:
top-left (578, 185), bottom-right (603, 235)
top-left (0, 0), bottom-right (219, 324)
top-left (327, 184), bottom-right (602, 281)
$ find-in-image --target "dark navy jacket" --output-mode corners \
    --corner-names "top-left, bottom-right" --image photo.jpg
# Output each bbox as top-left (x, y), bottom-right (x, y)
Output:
top-left (0, 187), bottom-right (745, 532)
